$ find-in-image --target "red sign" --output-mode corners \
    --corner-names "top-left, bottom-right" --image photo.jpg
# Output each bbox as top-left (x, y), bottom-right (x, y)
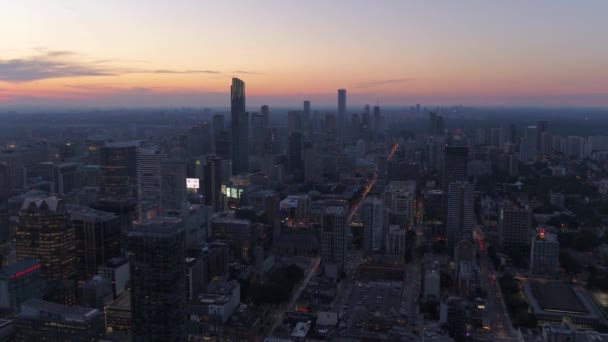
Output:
top-left (10, 264), bottom-right (41, 279)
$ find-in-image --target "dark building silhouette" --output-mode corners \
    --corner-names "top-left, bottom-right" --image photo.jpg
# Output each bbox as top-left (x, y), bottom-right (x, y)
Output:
top-left (14, 299), bottom-right (104, 341)
top-left (204, 157), bottom-right (223, 212)
top-left (67, 205), bottom-right (121, 281)
top-left (337, 89), bottom-right (346, 136)
top-left (128, 217), bottom-right (186, 341)
top-left (231, 78), bottom-right (249, 175)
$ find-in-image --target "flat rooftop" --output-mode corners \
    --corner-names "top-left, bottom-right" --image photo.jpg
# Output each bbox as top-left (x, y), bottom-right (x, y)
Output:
top-left (529, 282), bottom-right (587, 314)
top-left (356, 263), bottom-right (405, 282)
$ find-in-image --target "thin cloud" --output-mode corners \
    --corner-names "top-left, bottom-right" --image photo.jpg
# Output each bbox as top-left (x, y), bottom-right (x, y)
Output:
top-left (153, 69), bottom-right (221, 74)
top-left (355, 78), bottom-right (416, 88)
top-left (0, 50), bottom-right (226, 82)
top-left (0, 51), bottom-right (115, 82)
top-left (233, 70), bottom-right (260, 75)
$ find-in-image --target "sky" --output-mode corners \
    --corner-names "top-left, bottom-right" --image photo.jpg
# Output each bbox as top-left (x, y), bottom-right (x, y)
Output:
top-left (1, 0), bottom-right (607, 108)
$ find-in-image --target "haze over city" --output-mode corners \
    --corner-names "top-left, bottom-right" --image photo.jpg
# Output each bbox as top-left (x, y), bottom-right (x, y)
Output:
top-left (1, 0), bottom-right (608, 107)
top-left (3, 2), bottom-right (608, 342)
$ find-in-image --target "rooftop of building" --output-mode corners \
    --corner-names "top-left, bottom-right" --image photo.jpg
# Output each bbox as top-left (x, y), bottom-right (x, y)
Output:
top-left (101, 257), bottom-right (129, 269)
top-left (20, 195), bottom-right (62, 212)
top-left (18, 299), bottom-right (100, 322)
top-left (66, 204), bottom-right (117, 221)
top-left (324, 206), bottom-right (345, 215)
top-left (207, 279), bottom-right (239, 296)
top-left (292, 321), bottom-right (311, 338)
top-left (130, 216), bottom-right (184, 235)
top-left (104, 140), bottom-right (142, 148)
top-left (107, 291), bottom-right (131, 311)
top-left (527, 281), bottom-right (590, 315)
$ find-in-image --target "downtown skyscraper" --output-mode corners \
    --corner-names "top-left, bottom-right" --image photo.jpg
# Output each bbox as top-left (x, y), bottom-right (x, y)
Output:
top-left (337, 89), bottom-right (346, 137)
top-left (231, 78), bottom-right (249, 175)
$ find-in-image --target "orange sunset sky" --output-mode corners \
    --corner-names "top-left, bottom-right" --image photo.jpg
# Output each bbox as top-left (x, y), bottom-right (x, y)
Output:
top-left (1, 0), bottom-right (608, 107)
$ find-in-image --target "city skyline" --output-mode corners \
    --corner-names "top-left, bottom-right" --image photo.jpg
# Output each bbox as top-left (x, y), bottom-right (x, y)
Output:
top-left (1, 1), bottom-right (608, 107)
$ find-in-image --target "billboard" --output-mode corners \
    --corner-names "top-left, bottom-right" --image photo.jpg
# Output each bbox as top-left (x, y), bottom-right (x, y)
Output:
top-left (186, 178), bottom-right (199, 189)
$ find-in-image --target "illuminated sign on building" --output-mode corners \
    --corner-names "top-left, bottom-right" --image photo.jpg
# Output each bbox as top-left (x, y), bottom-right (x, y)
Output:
top-left (186, 178), bottom-right (199, 189)
top-left (10, 264), bottom-right (41, 279)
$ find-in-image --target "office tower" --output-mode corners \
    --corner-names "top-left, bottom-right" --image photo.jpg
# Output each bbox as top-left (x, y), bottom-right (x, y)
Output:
top-left (383, 181), bottom-right (417, 229)
top-left (373, 105), bottom-right (381, 136)
top-left (14, 299), bottom-right (104, 340)
top-left (424, 262), bottom-right (441, 299)
top-left (362, 198), bottom-right (384, 253)
top-left (351, 113), bottom-right (361, 140)
top-left (325, 113), bottom-right (337, 144)
top-left (185, 256), bottom-right (204, 301)
top-left (428, 112), bottom-right (445, 137)
top-left (136, 147), bottom-right (166, 220)
top-left (536, 120), bottom-right (548, 150)
top-left (519, 125), bottom-right (538, 162)
top-left (442, 146), bottom-right (469, 189)
top-left (288, 132), bottom-right (303, 174)
top-left (0, 162), bottom-right (8, 201)
top-left (386, 225), bottom-right (406, 261)
top-left (361, 105), bottom-right (371, 139)
top-left (66, 205), bottom-right (121, 281)
top-left (337, 89), bottom-right (346, 136)
top-left (212, 114), bottom-right (225, 137)
top-left (250, 112), bottom-right (268, 155)
top-left (530, 231), bottom-right (559, 276)
top-left (303, 146), bottom-right (323, 183)
top-left (98, 257), bottom-right (129, 300)
top-left (454, 239), bottom-right (475, 265)
top-left (260, 104), bottom-right (269, 123)
top-left (78, 276), bottom-right (112, 310)
top-left (498, 201), bottom-right (532, 248)
top-left (540, 131), bottom-right (553, 155)
top-left (288, 110), bottom-right (303, 136)
top-left (16, 196), bottom-right (76, 282)
top-left (160, 160), bottom-right (188, 216)
top-left (321, 206), bottom-right (346, 277)
top-left (128, 217), bottom-right (186, 341)
top-left (446, 182), bottom-right (475, 248)
top-left (214, 130), bottom-right (232, 159)
top-left (303, 100), bottom-right (311, 127)
top-left (567, 136), bottom-right (584, 160)
top-left (204, 157), bottom-right (223, 212)
top-left (230, 78), bottom-right (249, 175)
top-left (99, 142), bottom-right (138, 200)
top-left (0, 260), bottom-right (44, 313)
top-left (187, 121), bottom-right (213, 157)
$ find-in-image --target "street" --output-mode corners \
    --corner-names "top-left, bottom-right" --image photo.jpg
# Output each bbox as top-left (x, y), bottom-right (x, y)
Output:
top-left (475, 231), bottom-right (517, 342)
top-left (265, 257), bottom-right (320, 338)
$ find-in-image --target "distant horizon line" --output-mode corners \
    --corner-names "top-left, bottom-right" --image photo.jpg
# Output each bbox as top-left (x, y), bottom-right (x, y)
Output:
top-left (1, 104), bottom-right (608, 113)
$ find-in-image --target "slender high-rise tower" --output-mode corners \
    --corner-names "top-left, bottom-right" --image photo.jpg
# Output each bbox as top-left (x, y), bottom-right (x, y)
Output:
top-left (231, 78), bottom-right (248, 175)
top-left (337, 89), bottom-right (346, 137)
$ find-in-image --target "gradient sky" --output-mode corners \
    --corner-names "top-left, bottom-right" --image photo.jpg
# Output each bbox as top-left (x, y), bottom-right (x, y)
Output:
top-left (1, 0), bottom-right (608, 107)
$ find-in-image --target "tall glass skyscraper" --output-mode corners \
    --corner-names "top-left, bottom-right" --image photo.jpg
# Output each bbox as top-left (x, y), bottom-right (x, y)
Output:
top-left (231, 78), bottom-right (249, 175)
top-left (337, 89), bottom-right (346, 137)
top-left (128, 217), bottom-right (186, 341)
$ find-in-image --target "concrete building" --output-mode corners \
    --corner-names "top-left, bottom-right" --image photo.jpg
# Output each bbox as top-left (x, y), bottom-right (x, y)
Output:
top-left (446, 182), bottom-right (475, 248)
top-left (128, 217), bottom-right (186, 341)
top-left (0, 259), bottom-right (44, 313)
top-left (67, 204), bottom-right (121, 281)
top-left (14, 299), bottom-right (104, 341)
top-left (321, 206), bottom-right (347, 277)
top-left (499, 201), bottom-right (532, 248)
top-left (363, 197), bottom-right (384, 253)
top-left (530, 231), bottom-right (559, 276)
